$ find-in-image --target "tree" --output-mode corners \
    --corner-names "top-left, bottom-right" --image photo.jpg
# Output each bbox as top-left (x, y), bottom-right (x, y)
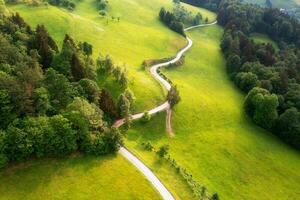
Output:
top-left (118, 94), bottom-right (131, 118)
top-left (157, 145), bottom-right (169, 158)
top-left (43, 68), bottom-right (76, 111)
top-left (159, 7), bottom-right (166, 19)
top-left (226, 54), bottom-right (241, 74)
top-left (5, 120), bottom-right (34, 161)
top-left (67, 97), bottom-right (105, 132)
top-left (0, 89), bottom-right (15, 129)
top-left (35, 25), bottom-right (58, 69)
top-left (48, 115), bottom-right (77, 156)
top-left (167, 86), bottom-right (181, 107)
top-left (33, 87), bottom-right (50, 115)
top-left (276, 108), bottom-right (300, 149)
top-left (212, 193), bottom-right (219, 200)
top-left (141, 111), bottom-right (151, 123)
top-left (79, 79), bottom-right (100, 103)
top-left (0, 131), bottom-right (8, 168)
top-left (99, 89), bottom-right (118, 119)
top-left (244, 87), bottom-right (270, 117)
top-left (71, 53), bottom-right (85, 81)
top-left (235, 72), bottom-right (258, 92)
top-left (253, 92), bottom-right (279, 129)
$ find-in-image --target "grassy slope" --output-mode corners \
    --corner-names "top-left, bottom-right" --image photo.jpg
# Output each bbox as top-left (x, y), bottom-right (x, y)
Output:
top-left (7, 0), bottom-right (213, 112)
top-left (126, 25), bottom-right (300, 200)
top-left (250, 33), bottom-right (279, 50)
top-left (0, 154), bottom-right (161, 200)
top-left (5, 1), bottom-right (216, 199)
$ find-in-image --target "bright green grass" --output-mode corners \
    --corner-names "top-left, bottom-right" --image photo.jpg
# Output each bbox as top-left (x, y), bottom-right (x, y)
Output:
top-left (0, 154), bottom-right (161, 200)
top-left (250, 33), bottom-right (279, 50)
top-left (7, 0), bottom-right (215, 112)
top-left (125, 25), bottom-right (300, 200)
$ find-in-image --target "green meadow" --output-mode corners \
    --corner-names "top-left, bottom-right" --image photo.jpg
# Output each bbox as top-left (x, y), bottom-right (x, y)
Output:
top-left (250, 33), bottom-right (279, 50)
top-left (0, 154), bottom-right (161, 200)
top-left (7, 0), bottom-right (214, 111)
top-left (125, 25), bottom-right (300, 200)
top-left (5, 0), bottom-right (300, 200)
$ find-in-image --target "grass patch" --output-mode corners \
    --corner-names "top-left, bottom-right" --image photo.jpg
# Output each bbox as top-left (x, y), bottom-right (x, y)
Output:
top-left (126, 25), bottom-right (300, 200)
top-left (250, 33), bottom-right (279, 51)
top-left (0, 154), bottom-right (161, 200)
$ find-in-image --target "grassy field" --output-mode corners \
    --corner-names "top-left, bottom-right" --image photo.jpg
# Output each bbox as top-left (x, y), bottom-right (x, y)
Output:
top-left (6, 1), bottom-right (300, 200)
top-left (0, 154), bottom-right (161, 200)
top-left (5, 1), bottom-right (217, 199)
top-left (125, 25), bottom-right (300, 200)
top-left (250, 33), bottom-right (279, 50)
top-left (7, 0), bottom-right (214, 112)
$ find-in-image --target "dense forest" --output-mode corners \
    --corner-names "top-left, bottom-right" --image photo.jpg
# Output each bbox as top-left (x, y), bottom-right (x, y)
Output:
top-left (0, 9), bottom-right (133, 168)
top-left (181, 0), bottom-right (300, 149)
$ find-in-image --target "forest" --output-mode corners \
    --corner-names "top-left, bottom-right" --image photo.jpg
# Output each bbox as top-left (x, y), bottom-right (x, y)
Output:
top-left (0, 13), bottom-right (133, 168)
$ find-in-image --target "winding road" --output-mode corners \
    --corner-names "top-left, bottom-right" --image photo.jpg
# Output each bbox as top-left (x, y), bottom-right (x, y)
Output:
top-left (115, 21), bottom-right (217, 200)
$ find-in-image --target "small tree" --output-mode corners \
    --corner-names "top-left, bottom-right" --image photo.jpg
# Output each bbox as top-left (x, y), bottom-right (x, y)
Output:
top-left (212, 193), bottom-right (219, 200)
top-left (167, 85), bottom-right (181, 107)
top-left (141, 111), bottom-right (151, 123)
top-left (157, 144), bottom-right (169, 158)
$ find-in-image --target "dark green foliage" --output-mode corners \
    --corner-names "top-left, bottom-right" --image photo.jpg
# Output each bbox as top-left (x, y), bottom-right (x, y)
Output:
top-left (275, 108), bottom-right (300, 149)
top-left (33, 87), bottom-right (50, 115)
top-left (99, 89), bottom-right (119, 119)
top-left (245, 87), bottom-right (278, 129)
top-left (0, 14), bottom-right (124, 168)
top-left (159, 7), bottom-right (186, 36)
top-left (79, 79), bottom-right (100, 103)
top-left (141, 111), bottom-right (151, 123)
top-left (79, 41), bottom-right (93, 56)
top-left (0, 131), bottom-right (8, 168)
top-left (0, 89), bottom-right (15, 129)
top-left (43, 68), bottom-right (76, 112)
top-left (34, 25), bottom-right (58, 69)
top-left (157, 144), bottom-right (169, 158)
top-left (48, 0), bottom-right (76, 10)
top-left (167, 85), bottom-right (181, 107)
top-left (96, 0), bottom-right (108, 11)
top-left (117, 93), bottom-right (131, 118)
top-left (71, 53), bottom-right (85, 81)
top-left (234, 72), bottom-right (258, 92)
top-left (212, 193), bottom-right (220, 200)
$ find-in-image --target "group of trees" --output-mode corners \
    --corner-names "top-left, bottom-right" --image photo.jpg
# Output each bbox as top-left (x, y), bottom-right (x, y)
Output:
top-left (217, 0), bottom-right (300, 149)
top-left (96, 0), bottom-right (108, 16)
top-left (0, 13), bottom-right (132, 168)
top-left (48, 0), bottom-right (76, 10)
top-left (159, 1), bottom-right (205, 35)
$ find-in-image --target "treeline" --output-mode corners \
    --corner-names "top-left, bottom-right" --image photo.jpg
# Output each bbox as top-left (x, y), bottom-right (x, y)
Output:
top-left (0, 13), bottom-right (133, 168)
top-left (48, 0), bottom-right (77, 11)
top-left (218, 0), bottom-right (300, 149)
top-left (159, 1), bottom-right (204, 36)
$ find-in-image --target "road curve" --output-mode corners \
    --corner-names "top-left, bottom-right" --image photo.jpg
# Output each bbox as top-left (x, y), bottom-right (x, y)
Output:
top-left (116, 21), bottom-right (217, 200)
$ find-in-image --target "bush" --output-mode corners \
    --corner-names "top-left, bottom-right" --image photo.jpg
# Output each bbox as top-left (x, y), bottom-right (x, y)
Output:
top-left (157, 144), bottom-right (169, 158)
top-left (141, 111), bottom-right (151, 123)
